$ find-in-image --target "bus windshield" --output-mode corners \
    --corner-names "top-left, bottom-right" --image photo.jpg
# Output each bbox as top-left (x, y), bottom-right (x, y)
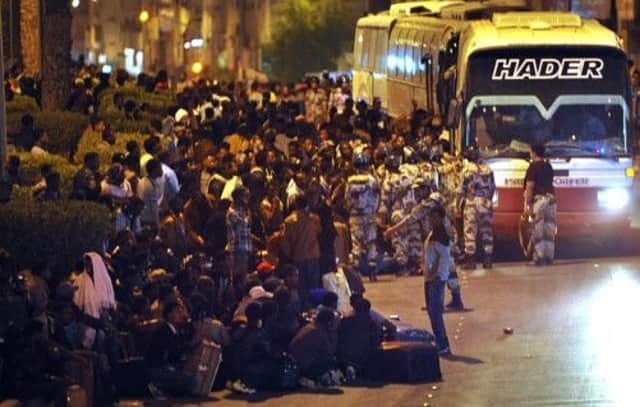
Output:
top-left (465, 96), bottom-right (629, 158)
top-left (464, 47), bottom-right (631, 158)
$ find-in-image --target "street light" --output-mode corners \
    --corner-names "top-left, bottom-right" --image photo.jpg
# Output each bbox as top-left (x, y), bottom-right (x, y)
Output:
top-left (139, 10), bottom-right (150, 24)
top-left (191, 62), bottom-right (204, 75)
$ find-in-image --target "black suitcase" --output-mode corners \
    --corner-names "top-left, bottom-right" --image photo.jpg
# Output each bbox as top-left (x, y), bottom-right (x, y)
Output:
top-left (371, 341), bottom-right (442, 383)
top-left (386, 318), bottom-right (435, 342)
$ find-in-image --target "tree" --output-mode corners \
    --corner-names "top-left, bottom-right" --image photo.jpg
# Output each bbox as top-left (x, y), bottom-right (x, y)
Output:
top-left (20, 0), bottom-right (41, 77)
top-left (41, 0), bottom-right (72, 111)
top-left (265, 0), bottom-right (360, 81)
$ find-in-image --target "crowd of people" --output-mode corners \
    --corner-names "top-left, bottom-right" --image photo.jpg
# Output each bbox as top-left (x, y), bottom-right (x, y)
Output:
top-left (0, 67), bottom-right (471, 405)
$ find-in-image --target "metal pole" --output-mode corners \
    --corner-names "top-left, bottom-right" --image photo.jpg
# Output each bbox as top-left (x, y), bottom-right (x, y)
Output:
top-left (0, 6), bottom-right (7, 181)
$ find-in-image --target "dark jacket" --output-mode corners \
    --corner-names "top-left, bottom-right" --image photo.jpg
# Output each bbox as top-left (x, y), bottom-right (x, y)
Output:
top-left (289, 322), bottom-right (334, 373)
top-left (70, 167), bottom-right (101, 201)
top-left (145, 321), bottom-right (186, 370)
top-left (337, 313), bottom-right (382, 366)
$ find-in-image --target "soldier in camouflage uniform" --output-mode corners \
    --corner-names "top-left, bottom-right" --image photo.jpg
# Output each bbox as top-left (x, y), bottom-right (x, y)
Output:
top-left (378, 154), bottom-right (419, 275)
top-left (346, 149), bottom-right (381, 281)
top-left (458, 148), bottom-right (496, 270)
top-left (436, 153), bottom-right (464, 259)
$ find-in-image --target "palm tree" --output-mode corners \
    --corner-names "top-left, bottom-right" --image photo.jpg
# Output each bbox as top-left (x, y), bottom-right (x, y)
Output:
top-left (20, 0), bottom-right (41, 77)
top-left (41, 0), bottom-right (72, 111)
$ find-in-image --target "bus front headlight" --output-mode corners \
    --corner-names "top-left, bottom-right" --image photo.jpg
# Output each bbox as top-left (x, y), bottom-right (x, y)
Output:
top-left (597, 188), bottom-right (630, 210)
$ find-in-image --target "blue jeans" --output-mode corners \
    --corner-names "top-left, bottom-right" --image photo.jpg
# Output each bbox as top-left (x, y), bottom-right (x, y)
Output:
top-left (426, 280), bottom-right (450, 351)
top-left (295, 258), bottom-right (321, 310)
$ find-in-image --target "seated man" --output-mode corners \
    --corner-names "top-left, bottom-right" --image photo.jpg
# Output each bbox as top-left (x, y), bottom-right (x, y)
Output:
top-left (337, 298), bottom-right (382, 379)
top-left (227, 302), bottom-right (278, 394)
top-left (145, 300), bottom-right (195, 398)
top-left (290, 309), bottom-right (339, 388)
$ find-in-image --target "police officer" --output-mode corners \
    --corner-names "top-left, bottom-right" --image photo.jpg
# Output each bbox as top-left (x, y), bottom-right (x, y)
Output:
top-left (524, 144), bottom-right (556, 266)
top-left (458, 147), bottom-right (495, 270)
top-left (345, 148), bottom-right (381, 281)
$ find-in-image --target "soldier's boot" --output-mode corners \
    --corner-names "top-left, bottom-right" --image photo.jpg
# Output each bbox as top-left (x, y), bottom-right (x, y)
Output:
top-left (482, 256), bottom-right (493, 270)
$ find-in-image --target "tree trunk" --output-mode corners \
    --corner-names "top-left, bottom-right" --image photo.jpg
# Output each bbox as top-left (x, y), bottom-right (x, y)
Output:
top-left (41, 0), bottom-right (71, 111)
top-left (20, 0), bottom-right (41, 77)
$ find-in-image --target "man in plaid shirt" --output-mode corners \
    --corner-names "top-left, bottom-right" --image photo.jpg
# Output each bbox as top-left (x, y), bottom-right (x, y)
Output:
top-left (226, 186), bottom-right (252, 285)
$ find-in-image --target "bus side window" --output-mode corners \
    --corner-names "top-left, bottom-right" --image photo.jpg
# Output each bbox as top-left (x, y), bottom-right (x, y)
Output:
top-left (416, 32), bottom-right (427, 85)
top-left (374, 28), bottom-right (387, 75)
top-left (368, 28), bottom-right (379, 72)
top-left (397, 29), bottom-right (407, 80)
top-left (409, 30), bottom-right (420, 83)
top-left (354, 28), bottom-right (364, 70)
top-left (362, 28), bottom-right (371, 70)
top-left (388, 28), bottom-right (400, 78)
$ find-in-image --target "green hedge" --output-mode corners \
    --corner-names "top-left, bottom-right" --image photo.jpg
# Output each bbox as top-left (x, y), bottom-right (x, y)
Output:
top-left (6, 111), bottom-right (89, 158)
top-left (99, 86), bottom-right (175, 117)
top-left (101, 112), bottom-right (153, 134)
top-left (6, 95), bottom-right (39, 114)
top-left (0, 191), bottom-right (111, 274)
top-left (16, 152), bottom-right (80, 196)
top-left (36, 111), bottom-right (89, 157)
top-left (75, 130), bottom-right (152, 169)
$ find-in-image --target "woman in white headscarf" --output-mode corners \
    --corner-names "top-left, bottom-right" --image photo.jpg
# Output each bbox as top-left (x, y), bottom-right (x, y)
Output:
top-left (73, 252), bottom-right (116, 348)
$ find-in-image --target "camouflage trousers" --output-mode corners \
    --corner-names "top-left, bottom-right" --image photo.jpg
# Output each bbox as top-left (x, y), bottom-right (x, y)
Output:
top-left (390, 212), bottom-right (422, 269)
top-left (531, 194), bottom-right (557, 262)
top-left (463, 197), bottom-right (494, 257)
top-left (349, 215), bottom-right (378, 273)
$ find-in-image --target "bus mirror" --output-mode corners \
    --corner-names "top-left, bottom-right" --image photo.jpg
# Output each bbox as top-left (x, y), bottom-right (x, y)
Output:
top-left (447, 98), bottom-right (462, 128)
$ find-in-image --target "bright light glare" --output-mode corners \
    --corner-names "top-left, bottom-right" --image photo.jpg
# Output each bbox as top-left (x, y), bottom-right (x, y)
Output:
top-left (589, 269), bottom-right (640, 406)
top-left (71, 0), bottom-right (80, 8)
top-left (191, 62), bottom-right (203, 75)
top-left (139, 10), bottom-right (150, 23)
top-left (597, 188), bottom-right (630, 210)
top-left (190, 38), bottom-right (204, 48)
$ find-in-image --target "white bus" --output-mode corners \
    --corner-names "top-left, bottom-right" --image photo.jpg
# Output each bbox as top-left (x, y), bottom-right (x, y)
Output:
top-left (354, 2), bottom-right (635, 240)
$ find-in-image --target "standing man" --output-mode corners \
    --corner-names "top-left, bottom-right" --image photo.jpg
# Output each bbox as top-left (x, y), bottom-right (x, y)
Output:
top-left (226, 186), bottom-right (253, 287)
top-left (137, 159), bottom-right (164, 230)
top-left (424, 206), bottom-right (452, 356)
top-left (384, 191), bottom-right (464, 311)
top-left (524, 145), bottom-right (556, 266)
top-left (458, 148), bottom-right (495, 270)
top-left (281, 196), bottom-right (322, 310)
top-left (345, 149), bottom-right (381, 282)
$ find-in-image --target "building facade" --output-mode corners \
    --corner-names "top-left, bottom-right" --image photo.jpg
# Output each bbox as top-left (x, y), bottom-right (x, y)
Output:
top-left (70, 0), bottom-right (279, 81)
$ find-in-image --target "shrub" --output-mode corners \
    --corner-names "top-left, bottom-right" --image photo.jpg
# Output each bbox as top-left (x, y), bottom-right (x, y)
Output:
top-left (99, 86), bottom-right (175, 117)
top-left (15, 152), bottom-right (80, 196)
top-left (0, 191), bottom-right (111, 274)
top-left (5, 111), bottom-right (89, 157)
top-left (75, 130), bottom-right (153, 168)
top-left (34, 111), bottom-right (89, 157)
top-left (102, 112), bottom-right (153, 134)
top-left (6, 95), bottom-right (39, 114)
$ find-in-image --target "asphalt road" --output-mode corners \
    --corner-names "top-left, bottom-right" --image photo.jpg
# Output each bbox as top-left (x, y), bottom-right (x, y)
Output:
top-left (136, 254), bottom-right (640, 407)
